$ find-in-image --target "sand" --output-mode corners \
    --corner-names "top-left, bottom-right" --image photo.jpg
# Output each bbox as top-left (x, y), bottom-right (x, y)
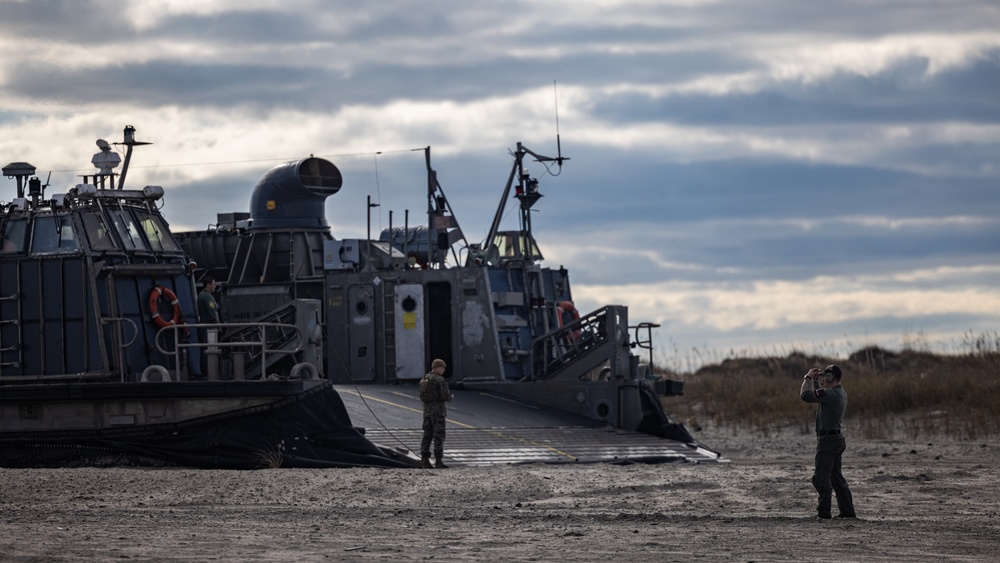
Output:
top-left (1, 425), bottom-right (998, 562)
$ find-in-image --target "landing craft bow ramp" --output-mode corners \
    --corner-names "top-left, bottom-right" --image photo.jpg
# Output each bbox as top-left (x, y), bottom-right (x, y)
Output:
top-left (337, 385), bottom-right (727, 466)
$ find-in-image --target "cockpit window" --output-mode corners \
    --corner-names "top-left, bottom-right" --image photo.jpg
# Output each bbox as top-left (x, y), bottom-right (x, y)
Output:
top-left (81, 212), bottom-right (118, 251)
top-left (136, 211), bottom-right (180, 252)
top-left (491, 231), bottom-right (543, 261)
top-left (1, 219), bottom-right (27, 253)
top-left (30, 215), bottom-right (80, 254)
top-left (108, 209), bottom-right (147, 251)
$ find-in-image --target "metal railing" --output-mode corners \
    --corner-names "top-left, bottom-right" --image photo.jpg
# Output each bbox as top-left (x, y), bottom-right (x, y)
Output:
top-left (532, 306), bottom-right (614, 380)
top-left (154, 322), bottom-right (306, 380)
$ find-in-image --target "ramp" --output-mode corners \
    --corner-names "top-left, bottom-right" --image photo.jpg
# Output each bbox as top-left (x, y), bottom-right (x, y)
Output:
top-left (335, 385), bottom-right (725, 466)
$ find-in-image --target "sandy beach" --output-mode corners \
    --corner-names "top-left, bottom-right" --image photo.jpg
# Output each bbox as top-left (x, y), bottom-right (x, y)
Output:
top-left (1, 425), bottom-right (998, 562)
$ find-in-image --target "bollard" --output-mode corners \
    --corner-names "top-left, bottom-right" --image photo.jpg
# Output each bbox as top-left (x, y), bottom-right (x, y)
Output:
top-left (207, 328), bottom-right (220, 381)
top-left (232, 352), bottom-right (246, 381)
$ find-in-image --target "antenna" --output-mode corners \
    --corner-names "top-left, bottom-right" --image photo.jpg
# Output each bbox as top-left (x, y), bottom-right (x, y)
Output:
top-left (553, 80), bottom-right (564, 164)
top-left (552, 79), bottom-right (562, 166)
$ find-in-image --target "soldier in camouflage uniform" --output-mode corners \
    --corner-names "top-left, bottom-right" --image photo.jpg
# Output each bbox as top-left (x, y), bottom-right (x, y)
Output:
top-left (419, 358), bottom-right (452, 469)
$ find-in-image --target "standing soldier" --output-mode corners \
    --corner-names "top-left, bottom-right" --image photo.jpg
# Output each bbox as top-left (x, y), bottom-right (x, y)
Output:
top-left (419, 358), bottom-right (453, 469)
top-left (195, 277), bottom-right (220, 380)
top-left (197, 277), bottom-right (220, 324)
top-left (801, 365), bottom-right (857, 519)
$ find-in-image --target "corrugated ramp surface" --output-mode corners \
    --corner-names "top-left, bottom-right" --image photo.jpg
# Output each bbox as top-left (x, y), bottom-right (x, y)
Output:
top-left (335, 385), bottom-right (725, 466)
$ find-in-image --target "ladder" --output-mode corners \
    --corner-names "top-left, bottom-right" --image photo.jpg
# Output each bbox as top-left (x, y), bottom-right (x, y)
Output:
top-left (381, 279), bottom-right (396, 383)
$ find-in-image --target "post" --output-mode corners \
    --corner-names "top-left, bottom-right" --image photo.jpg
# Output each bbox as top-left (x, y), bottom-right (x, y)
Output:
top-left (366, 195), bottom-right (380, 272)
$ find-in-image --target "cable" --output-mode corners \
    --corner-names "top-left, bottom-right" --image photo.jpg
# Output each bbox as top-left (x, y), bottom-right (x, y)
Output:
top-left (45, 147), bottom-right (424, 175)
top-left (373, 152), bottom-right (382, 231)
top-left (322, 324), bottom-right (414, 453)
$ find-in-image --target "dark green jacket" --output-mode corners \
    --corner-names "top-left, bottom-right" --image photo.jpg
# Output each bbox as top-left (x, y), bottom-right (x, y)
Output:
top-left (197, 290), bottom-right (219, 324)
top-left (801, 384), bottom-right (847, 433)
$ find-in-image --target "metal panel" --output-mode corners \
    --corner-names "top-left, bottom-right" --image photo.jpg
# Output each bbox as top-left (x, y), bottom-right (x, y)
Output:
top-left (394, 283), bottom-right (425, 379)
top-left (347, 284), bottom-right (375, 382)
top-left (0, 261), bottom-right (23, 375)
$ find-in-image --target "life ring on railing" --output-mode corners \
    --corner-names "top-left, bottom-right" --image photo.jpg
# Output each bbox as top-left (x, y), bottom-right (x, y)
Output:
top-left (556, 300), bottom-right (581, 342)
top-left (148, 286), bottom-right (183, 329)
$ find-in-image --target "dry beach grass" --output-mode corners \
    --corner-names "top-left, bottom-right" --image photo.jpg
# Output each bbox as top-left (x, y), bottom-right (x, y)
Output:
top-left (666, 345), bottom-right (1000, 441)
top-left (1, 348), bottom-right (998, 562)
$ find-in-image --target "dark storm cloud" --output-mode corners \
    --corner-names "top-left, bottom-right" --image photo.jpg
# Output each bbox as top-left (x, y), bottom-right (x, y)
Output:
top-left (559, 217), bottom-right (1000, 287)
top-left (534, 149), bottom-right (1000, 224)
top-left (672, 0), bottom-right (1000, 36)
top-left (495, 139), bottom-right (1000, 287)
top-left (15, 63), bottom-right (306, 111)
top-left (669, 220), bottom-right (1000, 279)
top-left (7, 1), bottom-right (996, 124)
top-left (3, 47), bottom-right (752, 113)
top-left (149, 11), bottom-right (328, 45)
top-left (161, 172), bottom-right (264, 231)
top-left (589, 56), bottom-right (1000, 127)
top-left (6, 59), bottom-right (315, 108)
top-left (0, 0), bottom-right (134, 42)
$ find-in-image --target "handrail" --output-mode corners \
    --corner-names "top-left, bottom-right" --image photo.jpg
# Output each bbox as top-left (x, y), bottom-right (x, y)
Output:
top-left (532, 306), bottom-right (613, 380)
top-left (100, 317), bottom-right (139, 382)
top-left (154, 322), bottom-right (305, 379)
top-left (630, 321), bottom-right (660, 372)
top-left (101, 317), bottom-right (139, 348)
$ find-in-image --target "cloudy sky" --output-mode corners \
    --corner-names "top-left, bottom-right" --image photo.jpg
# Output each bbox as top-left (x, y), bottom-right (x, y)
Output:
top-left (1, 0), bottom-right (998, 370)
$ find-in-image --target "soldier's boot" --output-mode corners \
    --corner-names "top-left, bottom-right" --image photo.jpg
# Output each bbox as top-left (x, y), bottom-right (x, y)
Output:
top-left (434, 455), bottom-right (448, 469)
top-left (421, 454), bottom-right (433, 469)
top-left (817, 496), bottom-right (832, 519)
top-left (835, 487), bottom-right (856, 518)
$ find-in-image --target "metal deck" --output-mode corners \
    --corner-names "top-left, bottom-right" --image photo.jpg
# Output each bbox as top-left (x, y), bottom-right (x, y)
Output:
top-left (335, 385), bottom-right (725, 466)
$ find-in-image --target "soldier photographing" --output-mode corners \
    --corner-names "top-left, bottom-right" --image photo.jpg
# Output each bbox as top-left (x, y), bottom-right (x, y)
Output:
top-left (800, 364), bottom-right (857, 519)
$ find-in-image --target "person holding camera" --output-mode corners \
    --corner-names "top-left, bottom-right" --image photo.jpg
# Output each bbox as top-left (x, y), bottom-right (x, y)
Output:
top-left (800, 364), bottom-right (857, 519)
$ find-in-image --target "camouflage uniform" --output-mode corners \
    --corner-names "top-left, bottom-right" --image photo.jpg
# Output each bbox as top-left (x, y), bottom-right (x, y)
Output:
top-left (420, 369), bottom-right (451, 468)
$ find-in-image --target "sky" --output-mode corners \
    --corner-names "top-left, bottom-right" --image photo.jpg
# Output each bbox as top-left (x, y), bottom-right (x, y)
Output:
top-left (1, 0), bottom-right (998, 371)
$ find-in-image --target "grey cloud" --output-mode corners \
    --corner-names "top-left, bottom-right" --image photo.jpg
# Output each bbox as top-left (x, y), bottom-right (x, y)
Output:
top-left (589, 56), bottom-right (1000, 127)
top-left (3, 0), bottom-right (999, 358)
top-left (535, 150), bottom-right (999, 223)
top-left (4, 48), bottom-right (750, 113)
top-left (0, 0), bottom-right (134, 42)
top-left (5, 60), bottom-right (315, 109)
top-left (658, 310), bottom-right (997, 367)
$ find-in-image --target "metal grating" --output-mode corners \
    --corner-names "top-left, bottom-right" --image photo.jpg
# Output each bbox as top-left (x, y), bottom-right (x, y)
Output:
top-left (363, 426), bottom-right (725, 466)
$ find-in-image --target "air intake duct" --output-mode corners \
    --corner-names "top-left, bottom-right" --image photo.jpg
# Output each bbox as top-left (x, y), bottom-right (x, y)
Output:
top-left (249, 157), bottom-right (342, 229)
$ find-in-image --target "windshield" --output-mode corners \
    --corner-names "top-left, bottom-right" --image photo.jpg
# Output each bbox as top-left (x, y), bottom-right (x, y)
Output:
top-left (108, 209), bottom-right (147, 251)
top-left (1, 219), bottom-right (27, 253)
top-left (30, 215), bottom-right (80, 254)
top-left (491, 231), bottom-right (543, 261)
top-left (81, 212), bottom-right (118, 251)
top-left (136, 211), bottom-right (181, 252)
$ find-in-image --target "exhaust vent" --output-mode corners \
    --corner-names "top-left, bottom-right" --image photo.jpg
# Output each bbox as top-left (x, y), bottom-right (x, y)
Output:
top-left (248, 157), bottom-right (342, 229)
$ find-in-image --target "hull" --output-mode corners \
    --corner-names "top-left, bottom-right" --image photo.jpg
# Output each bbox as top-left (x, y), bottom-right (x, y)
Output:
top-left (0, 380), bottom-right (416, 468)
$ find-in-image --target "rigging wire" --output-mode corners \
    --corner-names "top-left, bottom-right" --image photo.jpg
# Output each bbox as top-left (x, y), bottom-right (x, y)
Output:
top-left (45, 147), bottom-right (421, 175)
top-left (322, 324), bottom-right (416, 454)
top-left (373, 152), bottom-right (382, 231)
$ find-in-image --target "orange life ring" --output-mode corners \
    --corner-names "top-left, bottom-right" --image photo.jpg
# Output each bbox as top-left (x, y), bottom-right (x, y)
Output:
top-left (556, 300), bottom-right (581, 342)
top-left (149, 286), bottom-right (183, 329)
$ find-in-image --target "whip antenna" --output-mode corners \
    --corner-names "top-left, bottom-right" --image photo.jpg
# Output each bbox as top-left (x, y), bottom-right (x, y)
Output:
top-left (553, 80), bottom-right (564, 165)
